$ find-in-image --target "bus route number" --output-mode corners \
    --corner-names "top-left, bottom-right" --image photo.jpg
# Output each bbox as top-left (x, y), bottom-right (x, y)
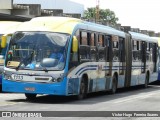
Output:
top-left (13, 74), bottom-right (23, 80)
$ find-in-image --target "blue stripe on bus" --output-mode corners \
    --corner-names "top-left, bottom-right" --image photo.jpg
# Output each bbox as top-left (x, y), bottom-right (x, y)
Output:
top-left (76, 65), bottom-right (148, 76)
top-left (75, 65), bottom-right (97, 75)
top-left (79, 68), bottom-right (97, 76)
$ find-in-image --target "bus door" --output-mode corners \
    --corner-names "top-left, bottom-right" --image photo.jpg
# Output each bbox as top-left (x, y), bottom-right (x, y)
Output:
top-left (104, 35), bottom-right (112, 89)
top-left (152, 43), bottom-right (158, 73)
top-left (141, 41), bottom-right (147, 74)
top-left (119, 37), bottom-right (125, 75)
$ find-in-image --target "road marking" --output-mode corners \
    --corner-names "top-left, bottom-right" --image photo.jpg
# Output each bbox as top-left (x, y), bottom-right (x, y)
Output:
top-left (113, 90), bottom-right (160, 104)
top-left (0, 102), bottom-right (17, 106)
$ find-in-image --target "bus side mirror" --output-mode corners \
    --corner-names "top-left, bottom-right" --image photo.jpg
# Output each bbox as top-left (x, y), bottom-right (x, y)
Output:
top-left (72, 36), bottom-right (78, 53)
top-left (1, 35), bottom-right (7, 48)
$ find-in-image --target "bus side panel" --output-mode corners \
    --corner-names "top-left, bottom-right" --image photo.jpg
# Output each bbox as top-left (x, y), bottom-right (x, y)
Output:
top-left (68, 78), bottom-right (80, 95)
top-left (131, 62), bottom-right (140, 86)
top-left (138, 73), bottom-right (145, 84)
top-left (118, 75), bottom-right (125, 88)
top-left (150, 72), bottom-right (158, 82)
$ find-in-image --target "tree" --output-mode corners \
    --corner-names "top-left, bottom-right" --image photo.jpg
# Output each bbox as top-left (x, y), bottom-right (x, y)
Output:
top-left (83, 7), bottom-right (119, 25)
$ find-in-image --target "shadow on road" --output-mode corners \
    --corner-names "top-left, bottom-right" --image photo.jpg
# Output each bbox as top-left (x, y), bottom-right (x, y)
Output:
top-left (6, 83), bottom-right (160, 105)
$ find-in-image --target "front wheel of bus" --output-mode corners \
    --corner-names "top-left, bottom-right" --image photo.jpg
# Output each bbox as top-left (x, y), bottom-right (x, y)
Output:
top-left (25, 93), bottom-right (37, 101)
top-left (76, 78), bottom-right (87, 100)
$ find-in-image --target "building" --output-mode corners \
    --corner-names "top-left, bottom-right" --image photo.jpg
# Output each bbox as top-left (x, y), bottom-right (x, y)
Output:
top-left (0, 0), bottom-right (84, 21)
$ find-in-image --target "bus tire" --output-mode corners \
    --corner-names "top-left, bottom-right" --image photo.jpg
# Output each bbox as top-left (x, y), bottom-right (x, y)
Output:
top-left (144, 73), bottom-right (149, 88)
top-left (110, 76), bottom-right (117, 94)
top-left (76, 78), bottom-right (87, 100)
top-left (25, 93), bottom-right (37, 101)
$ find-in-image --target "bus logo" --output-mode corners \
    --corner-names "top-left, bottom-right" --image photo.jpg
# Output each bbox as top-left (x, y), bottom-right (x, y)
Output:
top-left (25, 87), bottom-right (35, 91)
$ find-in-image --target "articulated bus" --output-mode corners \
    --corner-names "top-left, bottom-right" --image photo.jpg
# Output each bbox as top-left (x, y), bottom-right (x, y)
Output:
top-left (2, 17), bottom-right (159, 100)
top-left (0, 21), bottom-right (22, 87)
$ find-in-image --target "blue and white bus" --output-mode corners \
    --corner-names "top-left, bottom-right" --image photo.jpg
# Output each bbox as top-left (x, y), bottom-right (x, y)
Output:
top-left (0, 21), bottom-right (21, 87)
top-left (2, 17), bottom-right (159, 100)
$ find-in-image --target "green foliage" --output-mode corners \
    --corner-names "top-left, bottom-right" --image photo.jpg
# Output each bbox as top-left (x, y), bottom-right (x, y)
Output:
top-left (83, 7), bottom-right (119, 25)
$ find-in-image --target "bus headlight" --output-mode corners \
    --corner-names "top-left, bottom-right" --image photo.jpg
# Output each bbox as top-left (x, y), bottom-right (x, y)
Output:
top-left (51, 74), bottom-right (64, 83)
top-left (4, 74), bottom-right (12, 80)
top-left (51, 77), bottom-right (63, 82)
top-left (56, 77), bottom-right (63, 82)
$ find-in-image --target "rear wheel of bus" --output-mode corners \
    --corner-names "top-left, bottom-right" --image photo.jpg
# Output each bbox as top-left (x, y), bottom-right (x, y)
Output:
top-left (25, 93), bottom-right (37, 101)
top-left (144, 72), bottom-right (149, 88)
top-left (110, 75), bottom-right (117, 94)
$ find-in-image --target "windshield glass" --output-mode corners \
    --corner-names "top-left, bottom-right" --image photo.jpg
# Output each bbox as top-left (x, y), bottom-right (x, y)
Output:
top-left (5, 32), bottom-right (69, 71)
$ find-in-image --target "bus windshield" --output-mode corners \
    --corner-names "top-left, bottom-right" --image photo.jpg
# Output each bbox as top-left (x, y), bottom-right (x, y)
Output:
top-left (6, 32), bottom-right (69, 71)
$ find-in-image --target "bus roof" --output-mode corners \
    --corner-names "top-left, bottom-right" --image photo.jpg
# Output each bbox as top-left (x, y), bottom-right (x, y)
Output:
top-left (0, 21), bottom-right (22, 35)
top-left (15, 17), bottom-right (125, 37)
top-left (86, 21), bottom-right (125, 37)
top-left (16, 17), bottom-right (82, 34)
top-left (129, 31), bottom-right (157, 43)
top-left (151, 37), bottom-right (160, 46)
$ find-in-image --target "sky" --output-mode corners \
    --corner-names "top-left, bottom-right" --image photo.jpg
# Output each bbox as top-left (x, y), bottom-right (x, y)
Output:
top-left (70, 0), bottom-right (160, 33)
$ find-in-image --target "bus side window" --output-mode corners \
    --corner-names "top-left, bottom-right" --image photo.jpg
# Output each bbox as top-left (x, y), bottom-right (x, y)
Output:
top-left (152, 43), bottom-right (158, 72)
top-left (119, 37), bottom-right (125, 62)
top-left (79, 31), bottom-right (90, 62)
top-left (90, 33), bottom-right (96, 61)
top-left (98, 34), bottom-right (105, 61)
top-left (112, 35), bottom-right (119, 62)
top-left (106, 35), bottom-right (112, 62)
top-left (149, 43), bottom-right (153, 61)
top-left (141, 41), bottom-right (147, 63)
top-left (146, 42), bottom-right (150, 61)
top-left (132, 40), bottom-right (141, 61)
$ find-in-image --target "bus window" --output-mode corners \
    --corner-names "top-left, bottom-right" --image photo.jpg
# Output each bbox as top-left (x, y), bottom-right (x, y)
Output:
top-left (79, 31), bottom-right (90, 62)
top-left (132, 40), bottom-right (141, 61)
top-left (133, 40), bottom-right (137, 50)
top-left (90, 33), bottom-right (96, 46)
top-left (119, 37), bottom-right (125, 62)
top-left (112, 35), bottom-right (119, 61)
top-left (90, 33), bottom-right (96, 61)
top-left (80, 31), bottom-right (87, 45)
top-left (98, 34), bottom-right (105, 61)
top-left (106, 35), bottom-right (112, 62)
top-left (146, 43), bottom-right (150, 61)
top-left (98, 34), bottom-right (104, 47)
top-left (141, 41), bottom-right (147, 73)
top-left (152, 43), bottom-right (157, 72)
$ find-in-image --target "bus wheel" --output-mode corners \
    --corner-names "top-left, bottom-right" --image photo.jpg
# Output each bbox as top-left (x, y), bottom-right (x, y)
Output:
top-left (110, 76), bottom-right (117, 94)
top-left (25, 93), bottom-right (37, 101)
top-left (76, 78), bottom-right (87, 100)
top-left (144, 73), bottom-right (149, 88)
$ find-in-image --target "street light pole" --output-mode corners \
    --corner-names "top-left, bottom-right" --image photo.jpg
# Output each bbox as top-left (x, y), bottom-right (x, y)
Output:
top-left (96, 0), bottom-right (100, 23)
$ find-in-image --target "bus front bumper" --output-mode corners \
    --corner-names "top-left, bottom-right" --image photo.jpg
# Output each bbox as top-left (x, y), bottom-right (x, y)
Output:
top-left (2, 79), bottom-right (67, 95)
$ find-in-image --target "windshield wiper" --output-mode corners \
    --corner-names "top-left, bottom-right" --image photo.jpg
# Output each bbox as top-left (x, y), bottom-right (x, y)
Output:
top-left (16, 52), bottom-right (34, 71)
top-left (42, 67), bottom-right (48, 72)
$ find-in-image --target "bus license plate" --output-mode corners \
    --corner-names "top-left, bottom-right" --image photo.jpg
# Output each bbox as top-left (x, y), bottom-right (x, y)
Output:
top-left (12, 74), bottom-right (23, 80)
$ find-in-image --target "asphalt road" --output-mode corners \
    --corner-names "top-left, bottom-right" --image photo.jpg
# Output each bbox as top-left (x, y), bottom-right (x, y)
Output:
top-left (1, 81), bottom-right (160, 120)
